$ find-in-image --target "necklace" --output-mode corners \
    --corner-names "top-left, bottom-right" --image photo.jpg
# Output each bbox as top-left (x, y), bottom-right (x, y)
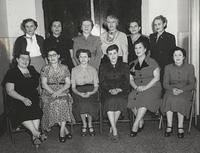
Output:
top-left (104, 31), bottom-right (119, 44)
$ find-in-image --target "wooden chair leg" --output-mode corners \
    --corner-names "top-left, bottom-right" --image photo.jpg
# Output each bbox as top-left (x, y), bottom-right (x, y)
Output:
top-left (99, 103), bottom-right (103, 134)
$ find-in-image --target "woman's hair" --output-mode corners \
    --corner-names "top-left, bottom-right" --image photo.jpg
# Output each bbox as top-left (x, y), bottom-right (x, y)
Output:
top-left (21, 18), bottom-right (38, 32)
top-left (127, 19), bottom-right (141, 33)
top-left (106, 44), bottom-right (119, 54)
top-left (76, 49), bottom-right (91, 59)
top-left (15, 51), bottom-right (30, 58)
top-left (11, 51), bottom-right (30, 68)
top-left (78, 18), bottom-right (94, 33)
top-left (134, 39), bottom-right (148, 55)
top-left (48, 19), bottom-right (63, 35)
top-left (46, 47), bottom-right (61, 56)
top-left (152, 15), bottom-right (168, 30)
top-left (106, 15), bottom-right (119, 26)
top-left (172, 46), bottom-right (187, 57)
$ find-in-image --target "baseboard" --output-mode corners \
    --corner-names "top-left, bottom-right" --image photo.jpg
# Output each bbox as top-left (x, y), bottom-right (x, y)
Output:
top-left (0, 113), bottom-right (6, 137)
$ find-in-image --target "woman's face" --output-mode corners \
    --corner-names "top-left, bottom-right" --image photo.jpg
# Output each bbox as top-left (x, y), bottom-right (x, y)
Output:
top-left (173, 50), bottom-right (185, 65)
top-left (47, 51), bottom-right (60, 64)
top-left (135, 42), bottom-right (146, 57)
top-left (25, 21), bottom-right (36, 36)
top-left (81, 21), bottom-right (92, 34)
top-left (107, 49), bottom-right (118, 63)
top-left (17, 54), bottom-right (30, 69)
top-left (107, 17), bottom-right (118, 32)
top-left (79, 52), bottom-right (90, 65)
top-left (129, 22), bottom-right (141, 35)
top-left (153, 19), bottom-right (166, 33)
top-left (51, 21), bottom-right (62, 36)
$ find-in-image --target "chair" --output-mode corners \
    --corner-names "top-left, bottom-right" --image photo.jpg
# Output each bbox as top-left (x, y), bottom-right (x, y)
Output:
top-left (158, 87), bottom-right (197, 133)
top-left (71, 91), bottom-right (103, 134)
top-left (2, 87), bottom-right (27, 144)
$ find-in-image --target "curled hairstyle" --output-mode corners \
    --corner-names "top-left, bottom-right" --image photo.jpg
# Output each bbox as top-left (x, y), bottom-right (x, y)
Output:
top-left (11, 51), bottom-right (30, 68)
top-left (46, 47), bottom-right (61, 56)
top-left (134, 39), bottom-right (148, 55)
top-left (78, 18), bottom-right (94, 33)
top-left (106, 15), bottom-right (119, 26)
top-left (76, 49), bottom-right (91, 59)
top-left (152, 15), bottom-right (167, 31)
top-left (127, 19), bottom-right (141, 33)
top-left (172, 46), bottom-right (187, 57)
top-left (106, 44), bottom-right (119, 54)
top-left (21, 18), bottom-right (38, 32)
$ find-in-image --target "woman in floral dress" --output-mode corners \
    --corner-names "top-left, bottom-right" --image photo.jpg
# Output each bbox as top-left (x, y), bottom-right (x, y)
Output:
top-left (41, 48), bottom-right (75, 143)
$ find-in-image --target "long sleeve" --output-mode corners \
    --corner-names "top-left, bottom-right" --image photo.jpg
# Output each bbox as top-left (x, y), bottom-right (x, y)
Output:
top-left (99, 64), bottom-right (110, 93)
top-left (182, 65), bottom-right (195, 91)
top-left (94, 37), bottom-right (103, 66)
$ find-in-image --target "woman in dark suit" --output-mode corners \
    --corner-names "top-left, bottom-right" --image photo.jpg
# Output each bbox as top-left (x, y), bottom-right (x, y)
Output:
top-left (99, 44), bottom-right (129, 143)
top-left (13, 18), bottom-right (45, 72)
top-left (149, 15), bottom-right (176, 83)
top-left (161, 47), bottom-right (195, 138)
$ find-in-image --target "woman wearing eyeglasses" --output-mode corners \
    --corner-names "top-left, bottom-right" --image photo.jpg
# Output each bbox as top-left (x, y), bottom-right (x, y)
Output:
top-left (41, 48), bottom-right (75, 143)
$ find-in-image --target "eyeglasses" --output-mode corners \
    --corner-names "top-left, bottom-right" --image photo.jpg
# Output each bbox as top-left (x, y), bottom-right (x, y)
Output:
top-left (48, 54), bottom-right (57, 58)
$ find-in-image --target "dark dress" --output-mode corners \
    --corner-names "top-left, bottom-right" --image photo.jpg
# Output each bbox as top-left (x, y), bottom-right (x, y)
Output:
top-left (44, 35), bottom-right (74, 71)
top-left (161, 63), bottom-right (195, 118)
top-left (99, 60), bottom-right (130, 115)
top-left (149, 31), bottom-right (176, 82)
top-left (127, 35), bottom-right (150, 64)
top-left (127, 57), bottom-right (162, 112)
top-left (3, 66), bottom-right (42, 128)
top-left (71, 65), bottom-right (99, 121)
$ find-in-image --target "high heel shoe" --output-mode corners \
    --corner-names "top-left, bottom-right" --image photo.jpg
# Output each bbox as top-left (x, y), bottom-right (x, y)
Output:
top-left (164, 126), bottom-right (173, 137)
top-left (177, 127), bottom-right (184, 138)
top-left (65, 133), bottom-right (72, 139)
top-left (130, 131), bottom-right (137, 137)
top-left (81, 127), bottom-right (87, 137)
top-left (88, 127), bottom-right (95, 136)
top-left (59, 135), bottom-right (66, 143)
top-left (138, 125), bottom-right (144, 133)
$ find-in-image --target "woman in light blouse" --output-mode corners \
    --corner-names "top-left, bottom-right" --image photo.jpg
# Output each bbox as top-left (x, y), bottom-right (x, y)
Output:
top-left (71, 49), bottom-right (99, 136)
top-left (101, 15), bottom-right (128, 63)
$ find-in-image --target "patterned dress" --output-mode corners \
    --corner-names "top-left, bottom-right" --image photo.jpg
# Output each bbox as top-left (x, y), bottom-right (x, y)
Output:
top-left (41, 64), bottom-right (75, 131)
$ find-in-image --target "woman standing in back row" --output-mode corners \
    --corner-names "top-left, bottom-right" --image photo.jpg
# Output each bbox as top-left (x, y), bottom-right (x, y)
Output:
top-left (150, 15), bottom-right (176, 84)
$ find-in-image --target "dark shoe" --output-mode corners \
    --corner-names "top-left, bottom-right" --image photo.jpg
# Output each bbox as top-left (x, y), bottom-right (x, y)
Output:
top-left (59, 135), bottom-right (66, 143)
top-left (112, 135), bottom-right (119, 143)
top-left (177, 127), bottom-right (184, 138)
top-left (81, 127), bottom-right (87, 137)
top-left (138, 125), bottom-right (144, 132)
top-left (88, 127), bottom-right (95, 136)
top-left (32, 137), bottom-right (42, 149)
top-left (130, 131), bottom-right (137, 137)
top-left (39, 133), bottom-right (47, 142)
top-left (164, 126), bottom-right (173, 137)
top-left (65, 133), bottom-right (72, 139)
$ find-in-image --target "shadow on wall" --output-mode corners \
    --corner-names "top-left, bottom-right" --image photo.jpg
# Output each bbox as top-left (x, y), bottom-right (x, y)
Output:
top-left (0, 39), bottom-right (10, 114)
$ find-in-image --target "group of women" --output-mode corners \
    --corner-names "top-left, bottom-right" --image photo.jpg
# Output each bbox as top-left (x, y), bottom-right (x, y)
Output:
top-left (3, 14), bottom-right (195, 146)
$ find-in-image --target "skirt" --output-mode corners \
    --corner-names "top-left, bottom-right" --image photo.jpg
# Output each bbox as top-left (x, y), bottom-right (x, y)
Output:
top-left (72, 84), bottom-right (99, 122)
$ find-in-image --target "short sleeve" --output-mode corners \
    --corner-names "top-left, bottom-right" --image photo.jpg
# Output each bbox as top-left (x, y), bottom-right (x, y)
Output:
top-left (40, 66), bottom-right (49, 78)
top-left (3, 69), bottom-right (16, 84)
top-left (71, 68), bottom-right (76, 88)
top-left (92, 68), bottom-right (99, 87)
top-left (63, 65), bottom-right (70, 78)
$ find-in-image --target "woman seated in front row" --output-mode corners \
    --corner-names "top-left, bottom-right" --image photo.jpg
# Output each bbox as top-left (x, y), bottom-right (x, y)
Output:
top-left (99, 44), bottom-right (130, 143)
top-left (161, 47), bottom-right (195, 138)
top-left (71, 49), bottom-right (99, 136)
top-left (3, 51), bottom-right (44, 147)
top-left (127, 39), bottom-right (162, 137)
top-left (40, 48), bottom-right (75, 143)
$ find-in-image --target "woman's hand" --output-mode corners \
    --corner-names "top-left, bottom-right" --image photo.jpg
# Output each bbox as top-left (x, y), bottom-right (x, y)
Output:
top-left (137, 86), bottom-right (147, 92)
top-left (173, 88), bottom-right (183, 95)
top-left (51, 90), bottom-right (63, 98)
top-left (109, 88), bottom-right (122, 95)
top-left (22, 98), bottom-right (32, 106)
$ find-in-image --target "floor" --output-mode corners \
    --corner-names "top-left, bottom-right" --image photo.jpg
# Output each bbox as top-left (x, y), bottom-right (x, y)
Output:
top-left (0, 121), bottom-right (200, 153)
